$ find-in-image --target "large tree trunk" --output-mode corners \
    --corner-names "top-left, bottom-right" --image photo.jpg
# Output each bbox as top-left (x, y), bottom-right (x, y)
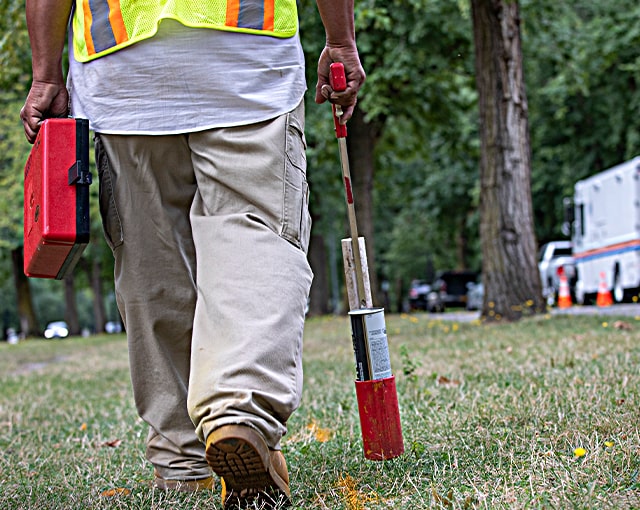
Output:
top-left (11, 247), bottom-right (39, 337)
top-left (64, 273), bottom-right (81, 335)
top-left (91, 259), bottom-right (107, 333)
top-left (346, 107), bottom-right (382, 306)
top-left (471, 0), bottom-right (545, 321)
top-left (308, 228), bottom-right (331, 316)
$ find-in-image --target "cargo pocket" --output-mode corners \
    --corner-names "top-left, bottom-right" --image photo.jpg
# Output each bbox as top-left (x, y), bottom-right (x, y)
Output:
top-left (281, 110), bottom-right (312, 252)
top-left (94, 135), bottom-right (124, 251)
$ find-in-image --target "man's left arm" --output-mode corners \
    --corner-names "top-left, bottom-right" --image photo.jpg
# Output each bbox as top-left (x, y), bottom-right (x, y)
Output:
top-left (20, 0), bottom-right (74, 143)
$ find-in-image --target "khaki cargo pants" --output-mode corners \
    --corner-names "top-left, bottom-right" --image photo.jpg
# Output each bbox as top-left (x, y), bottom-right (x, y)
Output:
top-left (95, 102), bottom-right (312, 480)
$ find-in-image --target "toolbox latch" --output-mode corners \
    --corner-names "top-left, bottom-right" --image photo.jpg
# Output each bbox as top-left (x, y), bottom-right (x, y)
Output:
top-left (68, 161), bottom-right (92, 186)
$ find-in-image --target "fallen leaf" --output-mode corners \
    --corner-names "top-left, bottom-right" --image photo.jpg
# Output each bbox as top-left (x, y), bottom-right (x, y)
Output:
top-left (337, 474), bottom-right (379, 510)
top-left (103, 439), bottom-right (122, 448)
top-left (101, 487), bottom-right (131, 497)
top-left (306, 420), bottom-right (333, 443)
top-left (314, 427), bottom-right (332, 443)
top-left (436, 375), bottom-right (461, 388)
top-left (613, 321), bottom-right (632, 331)
top-left (432, 488), bottom-right (454, 507)
top-left (337, 474), bottom-right (365, 510)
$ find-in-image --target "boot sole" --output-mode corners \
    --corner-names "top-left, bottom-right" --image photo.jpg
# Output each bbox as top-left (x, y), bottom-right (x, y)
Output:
top-left (206, 425), bottom-right (290, 508)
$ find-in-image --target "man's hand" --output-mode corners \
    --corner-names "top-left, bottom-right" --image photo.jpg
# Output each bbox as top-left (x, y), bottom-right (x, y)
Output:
top-left (20, 80), bottom-right (69, 143)
top-left (315, 46), bottom-right (365, 124)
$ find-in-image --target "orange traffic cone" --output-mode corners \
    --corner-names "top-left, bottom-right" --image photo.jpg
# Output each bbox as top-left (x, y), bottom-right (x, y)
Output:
top-left (557, 267), bottom-right (572, 309)
top-left (596, 272), bottom-right (613, 307)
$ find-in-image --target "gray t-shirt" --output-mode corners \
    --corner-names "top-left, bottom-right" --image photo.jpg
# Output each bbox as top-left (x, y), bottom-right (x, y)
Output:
top-left (68, 19), bottom-right (306, 134)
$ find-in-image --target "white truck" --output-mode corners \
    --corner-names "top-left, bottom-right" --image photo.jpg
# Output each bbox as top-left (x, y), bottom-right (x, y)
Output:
top-left (566, 156), bottom-right (640, 304)
top-left (537, 240), bottom-right (576, 305)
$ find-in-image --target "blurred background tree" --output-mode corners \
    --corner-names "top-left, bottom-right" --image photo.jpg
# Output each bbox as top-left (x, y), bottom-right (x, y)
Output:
top-left (0, 0), bottom-right (639, 331)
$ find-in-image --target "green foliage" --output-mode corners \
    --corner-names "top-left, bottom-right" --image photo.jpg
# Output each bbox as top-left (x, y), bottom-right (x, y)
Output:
top-left (354, 0), bottom-right (474, 128)
top-left (301, 0), bottom-right (479, 300)
top-left (522, 0), bottom-right (640, 242)
top-left (303, 0), bottom-right (640, 292)
top-left (0, 0), bottom-right (31, 91)
top-left (2, 0), bottom-right (640, 319)
top-left (0, 94), bottom-right (30, 251)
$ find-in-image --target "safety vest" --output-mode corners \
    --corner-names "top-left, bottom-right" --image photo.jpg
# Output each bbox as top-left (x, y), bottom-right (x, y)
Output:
top-left (72, 0), bottom-right (299, 62)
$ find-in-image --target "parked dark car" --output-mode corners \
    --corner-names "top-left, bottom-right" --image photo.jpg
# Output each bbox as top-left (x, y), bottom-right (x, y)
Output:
top-left (408, 279), bottom-right (444, 313)
top-left (432, 270), bottom-right (480, 309)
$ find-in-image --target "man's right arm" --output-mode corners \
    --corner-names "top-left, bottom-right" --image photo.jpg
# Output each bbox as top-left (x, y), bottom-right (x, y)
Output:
top-left (20, 0), bottom-right (74, 143)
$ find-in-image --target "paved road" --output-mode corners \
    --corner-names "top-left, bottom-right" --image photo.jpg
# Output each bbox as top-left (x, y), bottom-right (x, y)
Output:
top-left (426, 303), bottom-right (640, 322)
top-left (552, 303), bottom-right (640, 317)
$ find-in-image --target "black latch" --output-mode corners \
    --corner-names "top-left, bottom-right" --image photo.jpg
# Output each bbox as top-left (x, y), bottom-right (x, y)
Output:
top-left (68, 161), bottom-right (92, 186)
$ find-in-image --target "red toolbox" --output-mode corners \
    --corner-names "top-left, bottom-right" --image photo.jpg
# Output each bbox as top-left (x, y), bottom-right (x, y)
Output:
top-left (23, 118), bottom-right (91, 279)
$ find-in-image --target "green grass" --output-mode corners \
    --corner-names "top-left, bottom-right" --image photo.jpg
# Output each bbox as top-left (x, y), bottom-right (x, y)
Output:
top-left (1, 312), bottom-right (639, 509)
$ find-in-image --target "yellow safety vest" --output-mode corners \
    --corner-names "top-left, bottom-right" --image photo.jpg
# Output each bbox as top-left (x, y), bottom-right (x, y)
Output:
top-left (72, 0), bottom-right (299, 62)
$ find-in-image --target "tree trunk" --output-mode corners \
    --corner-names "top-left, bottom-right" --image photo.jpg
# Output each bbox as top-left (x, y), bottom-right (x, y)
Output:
top-left (91, 259), bottom-right (107, 333)
top-left (471, 0), bottom-right (545, 321)
top-left (394, 277), bottom-right (405, 313)
top-left (346, 107), bottom-right (382, 306)
top-left (64, 273), bottom-right (81, 335)
top-left (455, 217), bottom-right (469, 270)
top-left (308, 227), bottom-right (331, 316)
top-left (11, 247), bottom-right (39, 337)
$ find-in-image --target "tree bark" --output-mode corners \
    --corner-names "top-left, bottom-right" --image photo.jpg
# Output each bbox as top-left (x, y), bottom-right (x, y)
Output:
top-left (91, 259), bottom-right (107, 333)
top-left (11, 247), bottom-right (40, 337)
top-left (64, 273), bottom-right (81, 335)
top-left (308, 228), bottom-right (331, 316)
top-left (346, 107), bottom-right (382, 306)
top-left (471, 0), bottom-right (545, 321)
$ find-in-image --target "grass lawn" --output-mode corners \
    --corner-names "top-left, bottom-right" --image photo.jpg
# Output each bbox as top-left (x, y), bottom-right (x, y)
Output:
top-left (1, 311), bottom-right (639, 509)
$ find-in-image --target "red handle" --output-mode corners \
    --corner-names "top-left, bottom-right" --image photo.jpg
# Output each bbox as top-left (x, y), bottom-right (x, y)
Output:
top-left (329, 62), bottom-right (347, 138)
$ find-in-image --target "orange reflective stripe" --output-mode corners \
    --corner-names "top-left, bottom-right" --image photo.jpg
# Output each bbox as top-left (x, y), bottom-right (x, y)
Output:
top-left (107, 0), bottom-right (129, 44)
top-left (263, 0), bottom-right (274, 31)
top-left (226, 0), bottom-right (240, 27)
top-left (82, 0), bottom-right (96, 55)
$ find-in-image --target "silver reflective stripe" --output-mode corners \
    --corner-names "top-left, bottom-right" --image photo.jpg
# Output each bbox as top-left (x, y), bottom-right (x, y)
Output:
top-left (88, 0), bottom-right (117, 52)
top-left (237, 0), bottom-right (265, 30)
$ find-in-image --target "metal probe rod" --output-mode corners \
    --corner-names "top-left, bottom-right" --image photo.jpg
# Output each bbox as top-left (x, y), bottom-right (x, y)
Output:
top-left (330, 62), bottom-right (367, 308)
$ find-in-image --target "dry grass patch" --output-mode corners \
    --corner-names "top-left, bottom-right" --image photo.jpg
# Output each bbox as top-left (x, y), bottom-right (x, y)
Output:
top-left (1, 312), bottom-right (639, 508)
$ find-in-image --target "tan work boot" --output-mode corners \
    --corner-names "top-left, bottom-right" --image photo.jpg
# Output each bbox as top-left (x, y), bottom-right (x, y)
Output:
top-left (205, 425), bottom-right (290, 509)
top-left (152, 472), bottom-right (215, 492)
